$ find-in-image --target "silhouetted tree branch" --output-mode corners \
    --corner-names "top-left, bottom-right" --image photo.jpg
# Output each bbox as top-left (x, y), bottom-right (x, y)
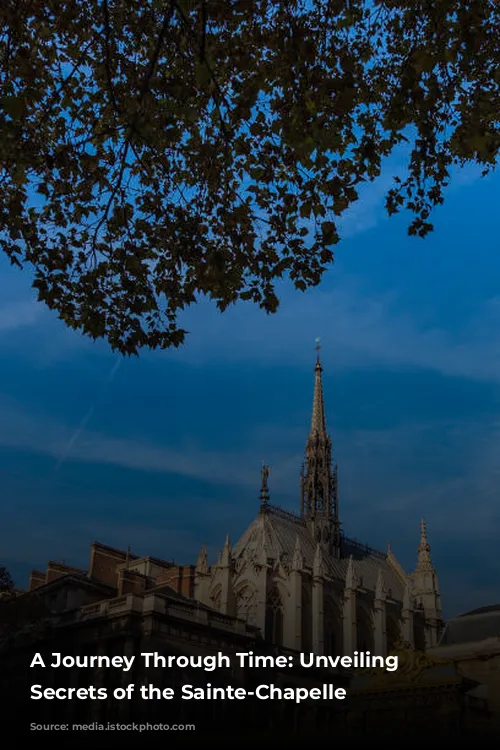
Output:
top-left (0, 0), bottom-right (499, 354)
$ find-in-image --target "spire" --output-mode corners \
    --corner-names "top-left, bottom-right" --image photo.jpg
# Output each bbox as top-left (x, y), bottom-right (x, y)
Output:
top-left (196, 543), bottom-right (208, 574)
top-left (345, 555), bottom-right (357, 590)
top-left (416, 518), bottom-right (433, 572)
top-left (221, 534), bottom-right (231, 566)
top-left (300, 341), bottom-right (341, 556)
top-left (310, 338), bottom-right (327, 438)
top-left (259, 463), bottom-right (270, 509)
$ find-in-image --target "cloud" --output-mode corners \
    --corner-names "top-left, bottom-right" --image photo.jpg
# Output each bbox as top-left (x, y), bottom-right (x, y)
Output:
top-left (4, 268), bottom-right (500, 388)
top-left (168, 277), bottom-right (500, 386)
top-left (0, 396), bottom-right (285, 490)
top-left (0, 393), bottom-right (498, 538)
top-left (0, 301), bottom-right (41, 331)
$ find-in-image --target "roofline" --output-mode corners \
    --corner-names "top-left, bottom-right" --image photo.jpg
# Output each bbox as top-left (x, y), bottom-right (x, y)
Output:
top-left (21, 573), bottom-right (116, 598)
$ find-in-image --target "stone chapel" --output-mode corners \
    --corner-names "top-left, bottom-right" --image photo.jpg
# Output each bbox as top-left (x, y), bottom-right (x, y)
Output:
top-left (194, 351), bottom-right (443, 656)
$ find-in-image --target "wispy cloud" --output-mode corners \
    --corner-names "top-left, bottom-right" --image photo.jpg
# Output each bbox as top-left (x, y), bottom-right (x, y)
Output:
top-left (169, 278), bottom-right (500, 385)
top-left (0, 396), bottom-right (273, 489)
top-left (53, 358), bottom-right (122, 471)
top-left (0, 301), bottom-right (41, 331)
top-left (0, 394), bottom-right (498, 534)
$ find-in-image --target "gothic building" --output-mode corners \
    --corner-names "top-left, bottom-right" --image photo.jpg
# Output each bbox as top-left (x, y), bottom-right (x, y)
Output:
top-left (195, 351), bottom-right (443, 655)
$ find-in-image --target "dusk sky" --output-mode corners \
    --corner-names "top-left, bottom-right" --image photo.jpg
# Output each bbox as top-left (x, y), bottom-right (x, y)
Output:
top-left (1, 154), bottom-right (499, 618)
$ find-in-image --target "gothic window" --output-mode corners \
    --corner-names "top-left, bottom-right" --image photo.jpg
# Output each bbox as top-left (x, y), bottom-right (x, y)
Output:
top-left (265, 587), bottom-right (283, 646)
top-left (356, 606), bottom-right (374, 652)
top-left (301, 584), bottom-right (312, 652)
top-left (235, 586), bottom-right (257, 626)
top-left (386, 616), bottom-right (400, 653)
top-left (414, 612), bottom-right (426, 651)
top-left (324, 597), bottom-right (342, 656)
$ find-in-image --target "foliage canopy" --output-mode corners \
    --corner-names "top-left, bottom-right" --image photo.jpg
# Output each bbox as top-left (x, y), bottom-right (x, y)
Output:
top-left (1, 0), bottom-right (499, 353)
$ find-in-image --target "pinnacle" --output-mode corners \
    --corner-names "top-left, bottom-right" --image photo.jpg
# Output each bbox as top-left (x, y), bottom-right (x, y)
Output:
top-left (416, 517), bottom-right (433, 572)
top-left (310, 352), bottom-right (327, 438)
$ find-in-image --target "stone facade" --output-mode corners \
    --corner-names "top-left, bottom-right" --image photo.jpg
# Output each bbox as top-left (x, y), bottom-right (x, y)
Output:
top-left (195, 353), bottom-right (444, 655)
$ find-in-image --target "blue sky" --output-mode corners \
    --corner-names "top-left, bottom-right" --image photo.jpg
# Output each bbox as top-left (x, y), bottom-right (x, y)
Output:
top-left (1, 157), bottom-right (499, 618)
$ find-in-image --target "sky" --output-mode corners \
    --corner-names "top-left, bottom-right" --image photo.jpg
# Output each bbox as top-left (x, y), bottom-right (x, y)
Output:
top-left (0, 156), bottom-right (499, 618)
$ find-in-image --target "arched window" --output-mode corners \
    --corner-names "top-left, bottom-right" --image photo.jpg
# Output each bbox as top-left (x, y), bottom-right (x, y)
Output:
top-left (386, 615), bottom-right (401, 653)
top-left (265, 587), bottom-right (283, 645)
top-left (356, 606), bottom-right (374, 652)
top-left (414, 612), bottom-right (426, 651)
top-left (235, 585), bottom-right (257, 626)
top-left (324, 597), bottom-right (342, 656)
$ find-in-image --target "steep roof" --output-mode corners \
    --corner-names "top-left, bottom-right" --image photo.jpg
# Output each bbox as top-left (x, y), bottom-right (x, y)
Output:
top-left (232, 504), bottom-right (406, 600)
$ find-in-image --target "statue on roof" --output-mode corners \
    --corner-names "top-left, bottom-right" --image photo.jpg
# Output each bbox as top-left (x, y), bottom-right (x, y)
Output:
top-left (261, 463), bottom-right (270, 490)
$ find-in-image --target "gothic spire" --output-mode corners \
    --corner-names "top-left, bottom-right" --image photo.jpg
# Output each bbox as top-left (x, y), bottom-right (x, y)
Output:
top-left (196, 543), bottom-right (208, 574)
top-left (416, 518), bottom-right (433, 572)
top-left (221, 533), bottom-right (231, 566)
top-left (300, 341), bottom-right (341, 556)
top-left (310, 339), bottom-right (327, 438)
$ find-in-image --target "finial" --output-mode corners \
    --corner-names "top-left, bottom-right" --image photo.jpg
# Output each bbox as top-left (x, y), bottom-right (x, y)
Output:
top-left (196, 543), bottom-right (208, 574)
top-left (375, 568), bottom-right (386, 601)
top-left (313, 542), bottom-right (324, 578)
top-left (315, 337), bottom-right (321, 366)
top-left (345, 554), bottom-right (357, 590)
top-left (420, 517), bottom-right (426, 537)
top-left (221, 535), bottom-right (231, 567)
top-left (416, 517), bottom-right (433, 572)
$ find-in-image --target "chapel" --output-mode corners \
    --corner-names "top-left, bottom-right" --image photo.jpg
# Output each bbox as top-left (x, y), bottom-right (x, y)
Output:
top-left (194, 350), bottom-right (443, 655)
